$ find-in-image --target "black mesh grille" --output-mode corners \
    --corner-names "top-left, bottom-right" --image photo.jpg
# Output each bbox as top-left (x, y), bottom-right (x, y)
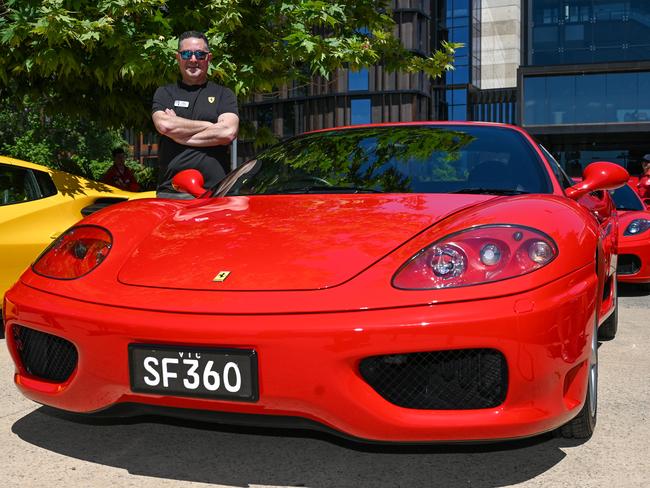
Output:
top-left (13, 326), bottom-right (78, 382)
top-left (618, 254), bottom-right (641, 275)
top-left (359, 349), bottom-right (507, 410)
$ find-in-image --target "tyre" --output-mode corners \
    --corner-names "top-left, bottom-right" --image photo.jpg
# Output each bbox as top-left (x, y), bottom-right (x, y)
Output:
top-left (559, 318), bottom-right (598, 439)
top-left (598, 285), bottom-right (618, 341)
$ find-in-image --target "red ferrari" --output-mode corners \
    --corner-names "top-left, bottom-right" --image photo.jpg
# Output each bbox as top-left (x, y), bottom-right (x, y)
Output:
top-left (611, 183), bottom-right (650, 289)
top-left (3, 123), bottom-right (629, 443)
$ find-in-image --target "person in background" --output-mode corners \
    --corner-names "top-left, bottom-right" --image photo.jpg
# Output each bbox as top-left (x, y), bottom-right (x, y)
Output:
top-left (101, 147), bottom-right (140, 192)
top-left (630, 154), bottom-right (650, 201)
top-left (152, 30), bottom-right (239, 199)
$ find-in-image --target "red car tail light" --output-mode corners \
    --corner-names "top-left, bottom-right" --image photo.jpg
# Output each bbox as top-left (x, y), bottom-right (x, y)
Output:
top-left (392, 225), bottom-right (558, 290)
top-left (33, 225), bottom-right (113, 280)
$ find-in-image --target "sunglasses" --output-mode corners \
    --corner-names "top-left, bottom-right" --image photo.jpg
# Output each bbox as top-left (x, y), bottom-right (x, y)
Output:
top-left (178, 50), bottom-right (210, 60)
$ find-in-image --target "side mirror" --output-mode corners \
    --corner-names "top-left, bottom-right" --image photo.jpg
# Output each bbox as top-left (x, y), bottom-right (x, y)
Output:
top-left (171, 169), bottom-right (207, 198)
top-left (565, 162), bottom-right (629, 200)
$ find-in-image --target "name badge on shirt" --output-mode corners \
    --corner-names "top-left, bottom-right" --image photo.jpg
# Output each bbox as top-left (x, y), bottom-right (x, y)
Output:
top-left (174, 100), bottom-right (190, 108)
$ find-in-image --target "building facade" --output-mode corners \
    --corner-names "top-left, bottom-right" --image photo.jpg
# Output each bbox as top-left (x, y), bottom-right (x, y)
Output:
top-left (519, 0), bottom-right (650, 175)
top-left (135, 1), bottom-right (650, 176)
top-left (239, 0), bottom-right (524, 160)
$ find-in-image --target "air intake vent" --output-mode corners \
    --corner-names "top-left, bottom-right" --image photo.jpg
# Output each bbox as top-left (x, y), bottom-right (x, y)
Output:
top-left (13, 326), bottom-right (78, 382)
top-left (617, 254), bottom-right (641, 275)
top-left (359, 348), bottom-right (507, 410)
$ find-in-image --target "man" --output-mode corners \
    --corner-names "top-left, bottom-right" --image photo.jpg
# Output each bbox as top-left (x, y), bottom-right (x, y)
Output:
top-left (636, 154), bottom-right (650, 200)
top-left (152, 31), bottom-right (239, 198)
top-left (101, 147), bottom-right (140, 191)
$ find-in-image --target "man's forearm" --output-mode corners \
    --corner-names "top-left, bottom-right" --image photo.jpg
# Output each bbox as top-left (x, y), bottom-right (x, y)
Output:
top-left (181, 122), bottom-right (238, 147)
top-left (153, 111), bottom-right (212, 140)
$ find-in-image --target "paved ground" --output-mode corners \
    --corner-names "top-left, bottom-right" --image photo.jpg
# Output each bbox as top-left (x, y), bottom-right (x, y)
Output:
top-left (1, 284), bottom-right (648, 488)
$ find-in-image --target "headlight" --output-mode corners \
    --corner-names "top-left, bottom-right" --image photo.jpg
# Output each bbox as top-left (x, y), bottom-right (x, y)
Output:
top-left (624, 219), bottom-right (650, 236)
top-left (392, 225), bottom-right (557, 290)
top-left (33, 225), bottom-right (112, 280)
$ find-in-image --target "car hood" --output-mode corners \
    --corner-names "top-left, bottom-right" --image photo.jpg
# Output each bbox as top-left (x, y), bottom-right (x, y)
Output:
top-left (117, 194), bottom-right (489, 291)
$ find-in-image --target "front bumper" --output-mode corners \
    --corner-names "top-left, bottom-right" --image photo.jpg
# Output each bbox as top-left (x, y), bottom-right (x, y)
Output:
top-left (4, 265), bottom-right (597, 443)
top-left (617, 236), bottom-right (650, 283)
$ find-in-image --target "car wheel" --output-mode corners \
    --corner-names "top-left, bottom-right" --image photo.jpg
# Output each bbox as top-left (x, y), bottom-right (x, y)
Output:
top-left (559, 318), bottom-right (598, 439)
top-left (598, 286), bottom-right (618, 341)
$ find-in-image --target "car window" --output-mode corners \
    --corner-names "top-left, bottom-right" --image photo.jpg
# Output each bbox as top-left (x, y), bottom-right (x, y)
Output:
top-left (0, 165), bottom-right (32, 205)
top-left (219, 125), bottom-right (552, 196)
top-left (610, 184), bottom-right (645, 211)
top-left (538, 145), bottom-right (574, 190)
top-left (0, 164), bottom-right (58, 205)
top-left (33, 169), bottom-right (58, 198)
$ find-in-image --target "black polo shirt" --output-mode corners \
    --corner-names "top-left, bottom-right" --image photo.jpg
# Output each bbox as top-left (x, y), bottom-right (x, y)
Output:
top-left (152, 81), bottom-right (238, 192)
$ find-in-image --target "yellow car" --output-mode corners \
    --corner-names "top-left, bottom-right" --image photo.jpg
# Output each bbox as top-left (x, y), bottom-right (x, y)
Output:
top-left (1, 156), bottom-right (155, 316)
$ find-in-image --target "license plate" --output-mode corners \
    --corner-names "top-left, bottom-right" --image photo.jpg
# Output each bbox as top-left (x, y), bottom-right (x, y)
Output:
top-left (129, 345), bottom-right (258, 402)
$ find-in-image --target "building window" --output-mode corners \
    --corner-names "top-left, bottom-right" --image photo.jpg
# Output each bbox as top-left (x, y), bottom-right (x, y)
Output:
top-left (349, 68), bottom-right (369, 91)
top-left (257, 105), bottom-right (274, 129)
top-left (447, 88), bottom-right (468, 121)
top-left (528, 0), bottom-right (650, 65)
top-left (523, 71), bottom-right (650, 126)
top-left (350, 98), bottom-right (372, 125)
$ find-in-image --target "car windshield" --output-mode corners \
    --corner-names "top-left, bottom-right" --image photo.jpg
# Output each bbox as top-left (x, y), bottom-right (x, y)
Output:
top-left (610, 184), bottom-right (645, 211)
top-left (217, 125), bottom-right (552, 196)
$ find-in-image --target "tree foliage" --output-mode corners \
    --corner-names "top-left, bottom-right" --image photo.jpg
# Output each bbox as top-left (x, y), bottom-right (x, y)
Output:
top-left (0, 97), bottom-right (156, 188)
top-left (0, 0), bottom-right (460, 127)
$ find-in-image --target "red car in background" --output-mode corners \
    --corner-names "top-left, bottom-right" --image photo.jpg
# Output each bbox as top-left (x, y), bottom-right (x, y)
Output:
top-left (4, 123), bottom-right (629, 443)
top-left (611, 183), bottom-right (650, 290)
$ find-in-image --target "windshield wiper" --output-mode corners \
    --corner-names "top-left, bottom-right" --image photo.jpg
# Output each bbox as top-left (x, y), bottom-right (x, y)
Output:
top-left (282, 185), bottom-right (384, 194)
top-left (451, 188), bottom-right (529, 195)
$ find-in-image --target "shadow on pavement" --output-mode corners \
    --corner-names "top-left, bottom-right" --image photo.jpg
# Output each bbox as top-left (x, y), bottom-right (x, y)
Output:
top-left (12, 407), bottom-right (582, 488)
top-left (618, 282), bottom-right (650, 297)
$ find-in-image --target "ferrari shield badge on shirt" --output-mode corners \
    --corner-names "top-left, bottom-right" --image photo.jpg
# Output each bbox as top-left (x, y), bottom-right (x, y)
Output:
top-left (213, 271), bottom-right (231, 282)
top-left (208, 96), bottom-right (216, 104)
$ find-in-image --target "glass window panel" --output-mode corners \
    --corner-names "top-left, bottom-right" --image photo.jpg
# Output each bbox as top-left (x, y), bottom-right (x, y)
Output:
top-left (0, 165), bottom-right (38, 205)
top-left (528, 0), bottom-right (650, 64)
top-left (563, 48), bottom-right (594, 64)
top-left (638, 72), bottom-right (650, 117)
top-left (451, 15), bottom-right (469, 28)
top-left (523, 76), bottom-right (547, 125)
top-left (533, 25), bottom-right (559, 48)
top-left (592, 46), bottom-right (626, 62)
top-left (450, 104), bottom-right (467, 121)
top-left (257, 105), bottom-right (273, 128)
top-left (547, 75), bottom-right (575, 124)
top-left (564, 24), bottom-right (586, 44)
top-left (283, 104), bottom-right (295, 138)
top-left (575, 73), bottom-right (606, 123)
top-left (594, 2), bottom-right (626, 21)
top-left (594, 23), bottom-right (625, 46)
top-left (446, 89), bottom-right (455, 105)
top-left (533, 0), bottom-right (561, 24)
top-left (608, 72), bottom-right (638, 122)
top-left (624, 46), bottom-right (650, 62)
top-left (450, 27), bottom-right (469, 44)
top-left (348, 68), bottom-right (369, 91)
top-left (523, 71), bottom-right (650, 125)
top-left (449, 0), bottom-right (469, 17)
top-left (453, 89), bottom-right (467, 105)
top-left (532, 50), bottom-right (561, 65)
top-left (350, 98), bottom-right (371, 125)
top-left (448, 65), bottom-right (469, 85)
